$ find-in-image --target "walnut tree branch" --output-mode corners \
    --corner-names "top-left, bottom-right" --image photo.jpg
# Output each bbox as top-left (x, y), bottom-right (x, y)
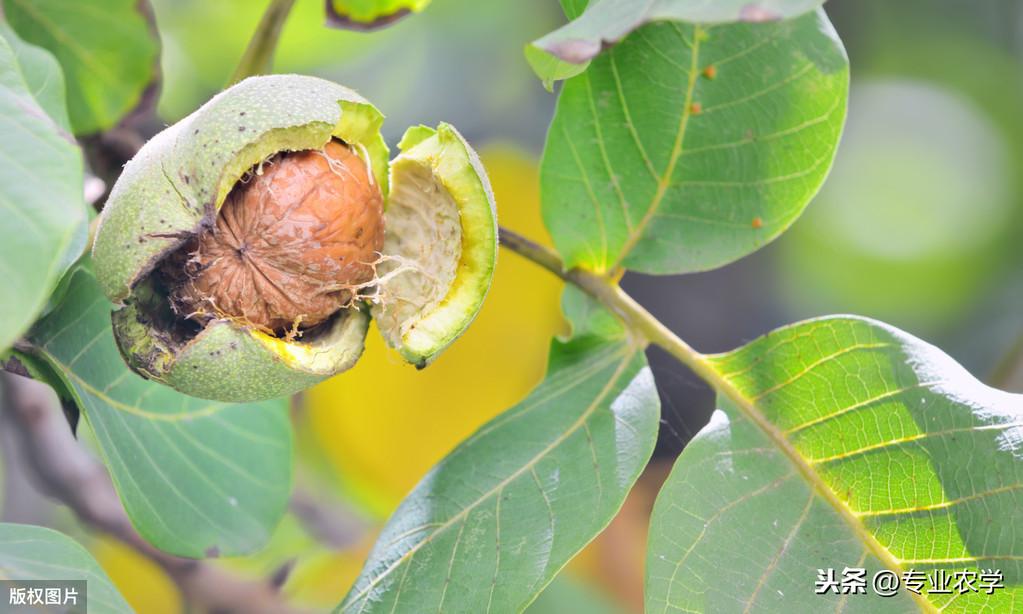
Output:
top-left (0, 370), bottom-right (308, 614)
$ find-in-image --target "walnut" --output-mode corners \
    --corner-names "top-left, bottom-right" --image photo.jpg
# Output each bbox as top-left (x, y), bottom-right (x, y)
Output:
top-left (93, 75), bottom-right (496, 402)
top-left (165, 140), bottom-right (384, 333)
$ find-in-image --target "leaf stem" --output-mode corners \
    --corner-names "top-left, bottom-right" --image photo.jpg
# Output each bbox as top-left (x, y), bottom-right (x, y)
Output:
top-left (227, 0), bottom-right (298, 86)
top-left (498, 227), bottom-right (708, 376)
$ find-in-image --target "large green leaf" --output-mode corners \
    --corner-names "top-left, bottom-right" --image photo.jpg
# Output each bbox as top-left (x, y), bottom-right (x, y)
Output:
top-left (0, 33), bottom-right (86, 353)
top-left (340, 289), bottom-right (659, 612)
top-left (646, 316), bottom-right (1023, 612)
top-left (540, 10), bottom-right (848, 275)
top-left (25, 266), bottom-right (293, 559)
top-left (3, 0), bottom-right (159, 134)
top-left (0, 523), bottom-right (132, 613)
top-left (325, 0), bottom-right (430, 30)
top-left (529, 0), bottom-right (826, 78)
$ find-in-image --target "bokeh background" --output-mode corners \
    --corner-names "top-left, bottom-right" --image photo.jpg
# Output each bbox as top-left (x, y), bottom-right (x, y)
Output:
top-left (4, 0), bottom-right (1023, 611)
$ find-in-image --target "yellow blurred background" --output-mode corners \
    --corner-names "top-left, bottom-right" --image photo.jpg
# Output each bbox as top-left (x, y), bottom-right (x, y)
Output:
top-left (305, 148), bottom-right (565, 516)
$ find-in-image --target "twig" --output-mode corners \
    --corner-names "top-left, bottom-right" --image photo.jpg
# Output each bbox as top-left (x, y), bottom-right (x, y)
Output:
top-left (289, 485), bottom-right (367, 550)
top-left (0, 370), bottom-right (308, 614)
top-left (228, 0), bottom-right (298, 86)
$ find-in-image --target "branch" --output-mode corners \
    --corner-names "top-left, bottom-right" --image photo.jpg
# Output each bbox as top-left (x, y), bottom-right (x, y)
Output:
top-left (289, 485), bottom-right (367, 550)
top-left (0, 370), bottom-right (308, 614)
top-left (228, 0), bottom-right (298, 86)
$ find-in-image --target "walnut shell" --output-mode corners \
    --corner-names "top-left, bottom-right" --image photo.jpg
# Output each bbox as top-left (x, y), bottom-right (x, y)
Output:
top-left (165, 141), bottom-right (384, 333)
top-left (92, 75), bottom-right (496, 402)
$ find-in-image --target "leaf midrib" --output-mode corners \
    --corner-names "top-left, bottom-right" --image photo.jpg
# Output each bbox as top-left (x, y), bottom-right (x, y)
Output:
top-left (690, 352), bottom-right (940, 614)
top-left (610, 23), bottom-right (702, 273)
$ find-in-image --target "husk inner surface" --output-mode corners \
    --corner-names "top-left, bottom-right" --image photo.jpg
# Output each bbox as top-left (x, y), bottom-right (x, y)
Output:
top-left (374, 157), bottom-right (462, 351)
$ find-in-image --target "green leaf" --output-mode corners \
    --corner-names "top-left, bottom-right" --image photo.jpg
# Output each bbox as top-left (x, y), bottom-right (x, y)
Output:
top-left (524, 44), bottom-right (589, 93)
top-left (325, 0), bottom-right (430, 30)
top-left (540, 10), bottom-right (848, 275)
top-left (3, 0), bottom-right (159, 134)
top-left (340, 301), bottom-right (659, 612)
top-left (561, 285), bottom-right (624, 341)
top-left (8, 349), bottom-right (77, 416)
top-left (646, 316), bottom-right (1023, 612)
top-left (669, 0), bottom-right (826, 22)
top-left (0, 523), bottom-right (132, 613)
top-left (25, 266), bottom-right (293, 558)
top-left (561, 0), bottom-right (591, 18)
top-left (524, 0), bottom-right (593, 91)
top-left (0, 33), bottom-right (86, 354)
top-left (529, 0), bottom-right (827, 81)
top-left (0, 21), bottom-right (71, 131)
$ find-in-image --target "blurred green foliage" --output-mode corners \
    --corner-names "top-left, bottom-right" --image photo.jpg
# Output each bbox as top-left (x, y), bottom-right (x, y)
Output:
top-left (776, 1), bottom-right (1023, 354)
top-left (151, 0), bottom-right (563, 145)
top-left (780, 79), bottom-right (1015, 331)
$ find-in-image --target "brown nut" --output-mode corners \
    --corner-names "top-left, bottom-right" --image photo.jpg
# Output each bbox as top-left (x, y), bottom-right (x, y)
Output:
top-left (162, 140), bottom-right (384, 334)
